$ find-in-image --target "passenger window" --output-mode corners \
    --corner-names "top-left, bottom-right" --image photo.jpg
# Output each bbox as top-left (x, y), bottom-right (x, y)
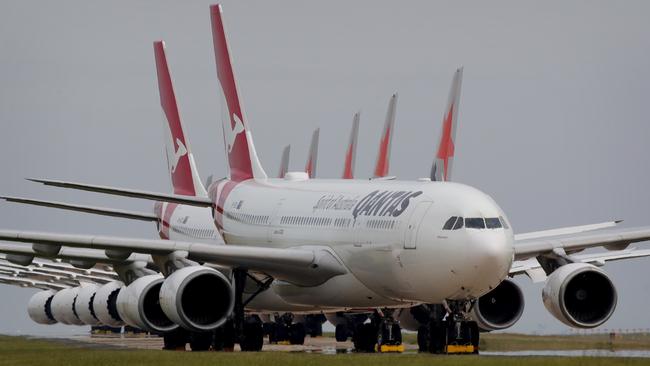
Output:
top-left (465, 218), bottom-right (485, 229)
top-left (443, 216), bottom-right (457, 230)
top-left (485, 217), bottom-right (502, 229)
top-left (453, 217), bottom-right (464, 230)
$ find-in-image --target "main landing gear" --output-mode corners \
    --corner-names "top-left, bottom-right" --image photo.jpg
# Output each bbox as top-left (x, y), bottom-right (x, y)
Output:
top-left (353, 310), bottom-right (404, 353)
top-left (416, 301), bottom-right (480, 354)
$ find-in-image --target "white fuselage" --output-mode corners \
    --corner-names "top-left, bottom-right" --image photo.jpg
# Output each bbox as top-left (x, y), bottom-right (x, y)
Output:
top-left (159, 176), bottom-right (514, 311)
top-left (197, 176), bottom-right (515, 310)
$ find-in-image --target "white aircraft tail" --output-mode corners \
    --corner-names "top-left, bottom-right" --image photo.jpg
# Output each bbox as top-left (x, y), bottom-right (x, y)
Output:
top-left (211, 4), bottom-right (267, 182)
top-left (431, 67), bottom-right (463, 182)
top-left (154, 41), bottom-right (208, 197)
top-left (373, 94), bottom-right (398, 177)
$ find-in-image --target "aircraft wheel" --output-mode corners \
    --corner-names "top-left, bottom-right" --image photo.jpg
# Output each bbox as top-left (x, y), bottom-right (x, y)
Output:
top-left (162, 328), bottom-right (187, 350)
top-left (241, 322), bottom-right (264, 351)
top-left (417, 325), bottom-right (429, 352)
top-left (335, 324), bottom-right (349, 342)
top-left (354, 323), bottom-right (377, 353)
top-left (428, 320), bottom-right (446, 354)
top-left (189, 331), bottom-right (213, 351)
top-left (289, 323), bottom-right (306, 345)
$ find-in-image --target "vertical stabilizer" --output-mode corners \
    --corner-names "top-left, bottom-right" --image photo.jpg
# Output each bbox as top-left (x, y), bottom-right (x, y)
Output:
top-left (210, 4), bottom-right (267, 182)
top-left (278, 145), bottom-right (291, 178)
top-left (373, 94), bottom-right (398, 178)
top-left (305, 128), bottom-right (320, 178)
top-left (431, 68), bottom-right (463, 182)
top-left (342, 112), bottom-right (360, 179)
top-left (154, 41), bottom-right (207, 197)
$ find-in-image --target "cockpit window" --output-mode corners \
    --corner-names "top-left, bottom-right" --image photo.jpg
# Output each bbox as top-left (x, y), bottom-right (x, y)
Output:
top-left (452, 217), bottom-right (464, 230)
top-left (465, 218), bottom-right (486, 229)
top-left (443, 216), bottom-right (457, 230)
top-left (499, 216), bottom-right (510, 229)
top-left (485, 217), bottom-right (502, 229)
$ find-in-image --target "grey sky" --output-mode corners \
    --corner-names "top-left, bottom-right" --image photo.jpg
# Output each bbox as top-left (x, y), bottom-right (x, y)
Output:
top-left (0, 0), bottom-right (649, 335)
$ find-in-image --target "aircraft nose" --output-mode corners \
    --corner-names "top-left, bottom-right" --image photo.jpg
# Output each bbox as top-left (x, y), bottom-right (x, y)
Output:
top-left (466, 231), bottom-right (513, 292)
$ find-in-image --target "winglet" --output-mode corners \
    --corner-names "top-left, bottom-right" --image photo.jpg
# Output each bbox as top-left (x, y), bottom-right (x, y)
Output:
top-left (210, 4), bottom-right (267, 182)
top-left (374, 94), bottom-right (398, 178)
top-left (342, 112), bottom-right (360, 179)
top-left (431, 67), bottom-right (463, 182)
top-left (305, 128), bottom-right (320, 178)
top-left (278, 145), bottom-right (291, 178)
top-left (153, 41), bottom-right (207, 197)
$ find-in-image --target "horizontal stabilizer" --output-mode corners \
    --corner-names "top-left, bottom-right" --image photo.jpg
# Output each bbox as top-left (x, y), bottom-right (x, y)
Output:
top-left (1, 196), bottom-right (159, 222)
top-left (26, 178), bottom-right (213, 207)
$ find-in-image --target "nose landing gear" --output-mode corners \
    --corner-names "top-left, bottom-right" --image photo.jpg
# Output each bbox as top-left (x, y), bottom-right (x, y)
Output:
top-left (353, 310), bottom-right (404, 353)
top-left (417, 301), bottom-right (480, 354)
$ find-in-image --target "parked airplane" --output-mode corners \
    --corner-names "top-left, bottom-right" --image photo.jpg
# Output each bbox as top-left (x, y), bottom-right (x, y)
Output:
top-left (2, 4), bottom-right (650, 355)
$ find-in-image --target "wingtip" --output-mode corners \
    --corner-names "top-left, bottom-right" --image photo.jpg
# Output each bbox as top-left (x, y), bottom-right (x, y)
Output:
top-left (615, 220), bottom-right (624, 224)
top-left (25, 178), bottom-right (42, 184)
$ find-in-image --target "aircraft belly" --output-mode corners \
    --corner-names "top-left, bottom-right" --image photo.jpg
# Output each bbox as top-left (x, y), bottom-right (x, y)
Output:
top-left (271, 272), bottom-right (402, 308)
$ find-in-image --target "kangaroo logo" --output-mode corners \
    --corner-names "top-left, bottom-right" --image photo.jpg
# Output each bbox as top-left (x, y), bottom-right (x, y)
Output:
top-left (169, 138), bottom-right (188, 173)
top-left (225, 113), bottom-right (245, 153)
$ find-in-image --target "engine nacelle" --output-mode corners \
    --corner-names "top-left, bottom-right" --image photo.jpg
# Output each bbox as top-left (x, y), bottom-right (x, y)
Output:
top-left (543, 263), bottom-right (617, 328)
top-left (75, 284), bottom-right (101, 325)
top-left (116, 274), bottom-right (178, 334)
top-left (160, 266), bottom-right (234, 332)
top-left (469, 279), bottom-right (525, 331)
top-left (93, 281), bottom-right (125, 327)
top-left (50, 287), bottom-right (84, 325)
top-left (27, 290), bottom-right (57, 325)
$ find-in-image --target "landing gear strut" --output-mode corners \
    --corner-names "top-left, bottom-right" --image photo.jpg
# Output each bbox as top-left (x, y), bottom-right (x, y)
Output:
top-left (353, 310), bottom-right (403, 353)
top-left (231, 268), bottom-right (271, 352)
top-left (419, 301), bottom-right (480, 354)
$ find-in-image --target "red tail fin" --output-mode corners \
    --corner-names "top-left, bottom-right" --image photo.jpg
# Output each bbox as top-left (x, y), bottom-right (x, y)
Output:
top-left (431, 68), bottom-right (463, 182)
top-left (154, 41), bottom-right (207, 197)
top-left (342, 112), bottom-right (360, 179)
top-left (373, 94), bottom-right (398, 177)
top-left (278, 145), bottom-right (290, 178)
top-left (210, 4), bottom-right (266, 182)
top-left (305, 128), bottom-right (319, 178)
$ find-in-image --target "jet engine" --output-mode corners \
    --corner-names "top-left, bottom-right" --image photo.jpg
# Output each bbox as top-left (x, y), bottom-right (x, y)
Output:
top-left (160, 266), bottom-right (234, 332)
top-left (469, 279), bottom-right (524, 331)
top-left (92, 281), bottom-right (125, 327)
top-left (50, 287), bottom-right (84, 325)
top-left (27, 290), bottom-right (57, 325)
top-left (542, 263), bottom-right (617, 328)
top-left (116, 274), bottom-right (178, 334)
top-left (75, 284), bottom-right (101, 325)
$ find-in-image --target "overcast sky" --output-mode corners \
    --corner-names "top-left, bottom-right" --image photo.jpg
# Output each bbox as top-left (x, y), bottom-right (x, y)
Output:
top-left (1, 0), bottom-right (649, 336)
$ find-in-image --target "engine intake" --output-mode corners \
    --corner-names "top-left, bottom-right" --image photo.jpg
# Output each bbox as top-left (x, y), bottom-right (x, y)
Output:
top-left (543, 263), bottom-right (617, 328)
top-left (160, 266), bottom-right (234, 332)
top-left (116, 274), bottom-right (178, 334)
top-left (470, 279), bottom-right (524, 331)
top-left (92, 281), bottom-right (125, 327)
top-left (27, 290), bottom-right (57, 325)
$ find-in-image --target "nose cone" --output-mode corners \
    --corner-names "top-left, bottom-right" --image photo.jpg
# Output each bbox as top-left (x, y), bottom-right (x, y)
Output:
top-left (463, 230), bottom-right (514, 296)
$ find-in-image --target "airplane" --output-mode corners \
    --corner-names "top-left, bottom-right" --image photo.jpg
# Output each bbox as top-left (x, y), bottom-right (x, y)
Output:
top-left (2, 4), bottom-right (650, 355)
top-left (341, 112), bottom-right (360, 179)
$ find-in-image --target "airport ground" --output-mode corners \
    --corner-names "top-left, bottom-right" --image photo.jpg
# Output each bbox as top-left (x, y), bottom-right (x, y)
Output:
top-left (1, 333), bottom-right (650, 366)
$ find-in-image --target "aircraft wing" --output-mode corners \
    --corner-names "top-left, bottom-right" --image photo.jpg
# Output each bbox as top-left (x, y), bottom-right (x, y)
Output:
top-left (513, 226), bottom-right (650, 261)
top-left (0, 229), bottom-right (348, 286)
top-left (0, 274), bottom-right (68, 291)
top-left (26, 178), bottom-right (213, 207)
top-left (510, 248), bottom-right (650, 282)
top-left (0, 242), bottom-right (153, 266)
top-left (0, 196), bottom-right (159, 222)
top-left (514, 220), bottom-right (621, 241)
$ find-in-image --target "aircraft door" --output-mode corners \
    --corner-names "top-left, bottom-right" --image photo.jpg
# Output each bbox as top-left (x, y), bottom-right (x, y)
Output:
top-left (267, 198), bottom-right (285, 243)
top-left (404, 201), bottom-right (432, 249)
